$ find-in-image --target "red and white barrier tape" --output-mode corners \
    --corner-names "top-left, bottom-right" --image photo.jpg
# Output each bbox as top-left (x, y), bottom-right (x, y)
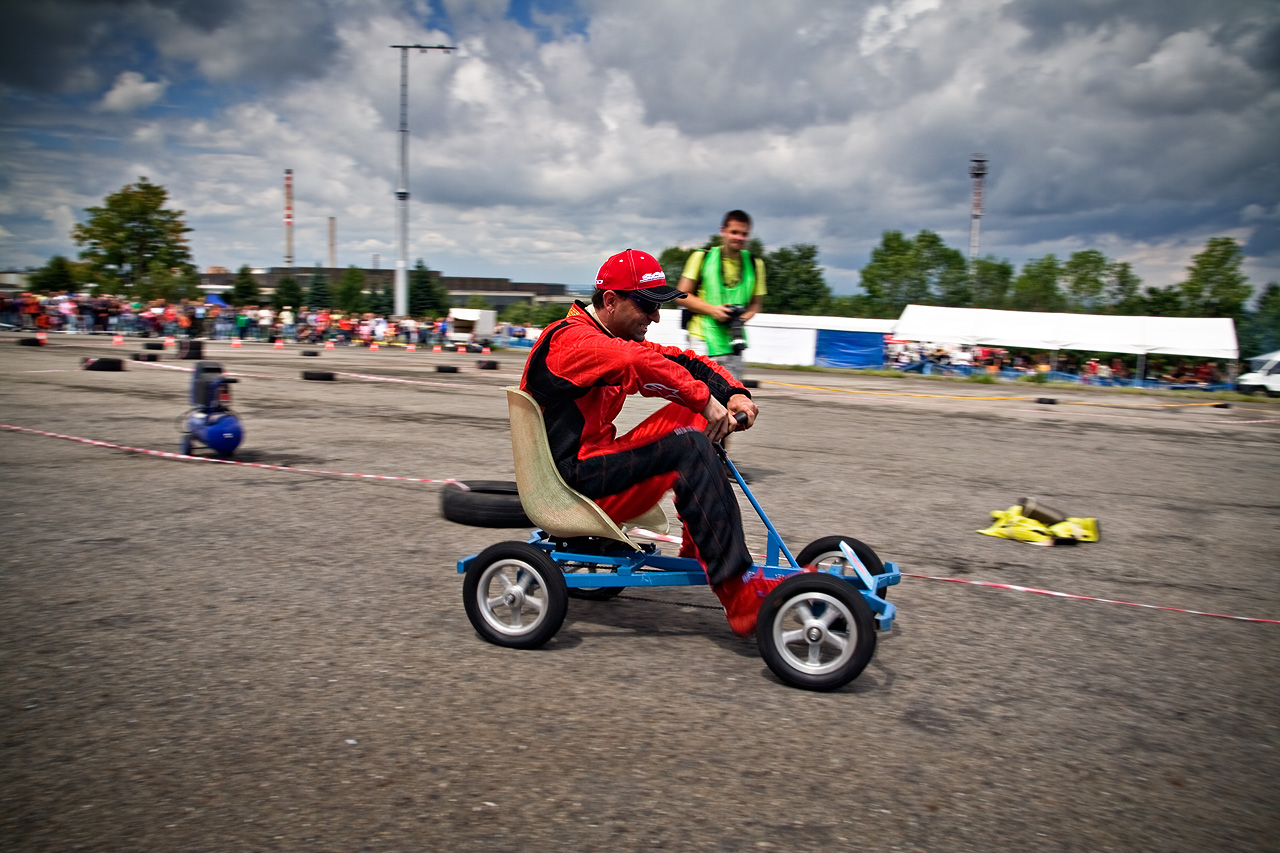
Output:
top-left (0, 423), bottom-right (468, 488)
top-left (900, 573), bottom-right (1279, 624)
top-left (628, 529), bottom-right (1277, 624)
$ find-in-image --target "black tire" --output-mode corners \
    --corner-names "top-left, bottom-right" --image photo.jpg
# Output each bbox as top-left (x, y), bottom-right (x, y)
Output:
top-left (81, 357), bottom-right (125, 371)
top-left (756, 573), bottom-right (876, 691)
top-left (17, 337), bottom-right (42, 347)
top-left (1236, 385), bottom-right (1260, 396)
top-left (301, 350), bottom-right (320, 357)
top-left (131, 352), bottom-right (159, 361)
top-left (437, 365), bottom-right (459, 374)
top-left (563, 563), bottom-right (625, 600)
top-left (1267, 388), bottom-right (1280, 399)
top-left (741, 378), bottom-right (759, 389)
top-left (301, 370), bottom-right (335, 381)
top-left (463, 542), bottom-right (568, 649)
top-left (476, 360), bottom-right (499, 370)
top-left (441, 480), bottom-right (533, 528)
top-left (143, 341), bottom-right (164, 351)
top-left (794, 535), bottom-right (889, 599)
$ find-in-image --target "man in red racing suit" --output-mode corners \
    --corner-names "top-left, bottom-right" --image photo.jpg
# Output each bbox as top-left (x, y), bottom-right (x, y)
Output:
top-left (519, 249), bottom-right (781, 636)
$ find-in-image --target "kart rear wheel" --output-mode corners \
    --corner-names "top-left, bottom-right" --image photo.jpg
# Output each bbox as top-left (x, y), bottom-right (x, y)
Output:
top-left (795, 535), bottom-right (890, 599)
top-left (463, 542), bottom-right (567, 649)
top-left (757, 573), bottom-right (875, 691)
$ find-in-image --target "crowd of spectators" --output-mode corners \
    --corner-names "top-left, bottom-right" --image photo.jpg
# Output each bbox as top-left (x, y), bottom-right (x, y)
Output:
top-left (0, 292), bottom-right (455, 348)
top-left (889, 342), bottom-right (1230, 388)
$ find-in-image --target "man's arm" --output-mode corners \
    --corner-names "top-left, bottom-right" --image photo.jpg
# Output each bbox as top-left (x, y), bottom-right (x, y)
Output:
top-left (677, 276), bottom-right (732, 324)
top-left (738, 257), bottom-right (767, 322)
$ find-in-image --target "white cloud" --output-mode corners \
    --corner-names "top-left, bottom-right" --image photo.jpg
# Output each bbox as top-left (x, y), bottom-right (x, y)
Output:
top-left (96, 72), bottom-right (168, 113)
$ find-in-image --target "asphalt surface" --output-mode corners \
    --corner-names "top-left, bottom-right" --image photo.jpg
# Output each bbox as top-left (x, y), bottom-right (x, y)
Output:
top-left (2, 334), bottom-right (1278, 852)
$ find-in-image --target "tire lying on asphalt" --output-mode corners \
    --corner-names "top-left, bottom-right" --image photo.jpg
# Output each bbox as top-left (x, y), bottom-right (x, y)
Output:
top-left (301, 350), bottom-right (320, 357)
top-left (476, 360), bottom-right (499, 370)
top-left (441, 480), bottom-right (532, 528)
top-left (131, 352), bottom-right (159, 362)
top-left (741, 378), bottom-right (759, 389)
top-left (17, 337), bottom-right (43, 347)
top-left (82, 357), bottom-right (125, 371)
top-left (301, 370), bottom-right (335, 381)
top-left (143, 341), bottom-right (165, 351)
top-left (436, 365), bottom-right (459, 374)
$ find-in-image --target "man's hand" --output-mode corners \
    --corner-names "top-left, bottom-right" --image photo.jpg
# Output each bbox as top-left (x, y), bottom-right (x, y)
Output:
top-left (701, 396), bottom-right (735, 443)
top-left (727, 394), bottom-right (758, 429)
top-left (705, 304), bottom-right (732, 324)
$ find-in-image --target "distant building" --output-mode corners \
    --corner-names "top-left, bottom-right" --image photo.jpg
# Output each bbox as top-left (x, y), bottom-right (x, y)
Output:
top-left (198, 266), bottom-right (573, 311)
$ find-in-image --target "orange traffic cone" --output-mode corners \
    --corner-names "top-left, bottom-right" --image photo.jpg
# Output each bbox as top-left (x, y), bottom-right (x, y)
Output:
top-left (324, 341), bottom-right (335, 350)
top-left (274, 339), bottom-right (284, 349)
top-left (481, 346), bottom-right (490, 354)
top-left (112, 334), bottom-right (123, 345)
top-left (36, 332), bottom-right (47, 343)
top-left (370, 342), bottom-right (379, 351)
top-left (406, 344), bottom-right (416, 352)
top-left (456, 346), bottom-right (466, 353)
top-left (432, 345), bottom-right (442, 353)
top-left (164, 336), bottom-right (175, 347)
top-left (231, 338), bottom-right (242, 348)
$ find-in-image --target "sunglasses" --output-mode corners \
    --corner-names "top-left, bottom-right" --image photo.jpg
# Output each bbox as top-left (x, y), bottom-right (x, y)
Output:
top-left (623, 292), bottom-right (660, 314)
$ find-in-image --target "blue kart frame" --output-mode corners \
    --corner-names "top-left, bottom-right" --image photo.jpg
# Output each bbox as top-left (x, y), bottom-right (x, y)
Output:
top-left (457, 452), bottom-right (901, 691)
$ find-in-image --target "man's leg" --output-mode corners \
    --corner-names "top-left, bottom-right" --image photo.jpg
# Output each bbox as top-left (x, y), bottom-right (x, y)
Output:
top-left (568, 405), bottom-right (750, 586)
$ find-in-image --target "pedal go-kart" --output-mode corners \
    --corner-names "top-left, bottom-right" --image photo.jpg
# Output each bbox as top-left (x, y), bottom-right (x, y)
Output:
top-left (456, 388), bottom-right (900, 691)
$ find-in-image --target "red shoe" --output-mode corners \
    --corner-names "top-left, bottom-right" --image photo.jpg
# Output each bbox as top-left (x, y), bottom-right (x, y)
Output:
top-left (712, 571), bottom-right (784, 637)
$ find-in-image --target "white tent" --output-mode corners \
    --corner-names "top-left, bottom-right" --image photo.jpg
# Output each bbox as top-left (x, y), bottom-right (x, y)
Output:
top-left (892, 305), bottom-right (1238, 360)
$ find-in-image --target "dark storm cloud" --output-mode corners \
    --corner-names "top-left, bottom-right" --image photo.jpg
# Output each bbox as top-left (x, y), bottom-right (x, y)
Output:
top-left (0, 0), bottom-right (341, 95)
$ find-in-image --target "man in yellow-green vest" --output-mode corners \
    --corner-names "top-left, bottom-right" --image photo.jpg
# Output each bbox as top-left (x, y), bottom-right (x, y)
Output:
top-left (676, 210), bottom-right (766, 381)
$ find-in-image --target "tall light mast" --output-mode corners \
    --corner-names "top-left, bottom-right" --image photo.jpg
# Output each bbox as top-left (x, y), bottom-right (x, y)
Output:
top-left (390, 43), bottom-right (454, 317)
top-left (968, 154), bottom-right (988, 262)
top-left (284, 169), bottom-right (294, 270)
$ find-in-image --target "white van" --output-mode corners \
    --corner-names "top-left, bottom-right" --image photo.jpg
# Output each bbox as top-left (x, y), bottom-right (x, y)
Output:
top-left (1236, 353), bottom-right (1280, 397)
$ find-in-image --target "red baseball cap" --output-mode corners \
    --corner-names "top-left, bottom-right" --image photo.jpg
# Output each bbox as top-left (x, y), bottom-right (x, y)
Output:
top-left (595, 249), bottom-right (687, 303)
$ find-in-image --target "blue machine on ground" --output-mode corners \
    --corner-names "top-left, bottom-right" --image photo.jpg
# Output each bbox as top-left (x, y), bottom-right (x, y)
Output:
top-left (181, 361), bottom-right (243, 457)
top-left (457, 395), bottom-right (900, 691)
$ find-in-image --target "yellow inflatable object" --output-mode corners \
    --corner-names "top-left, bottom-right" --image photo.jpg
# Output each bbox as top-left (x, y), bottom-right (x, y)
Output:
top-left (978, 506), bottom-right (1099, 546)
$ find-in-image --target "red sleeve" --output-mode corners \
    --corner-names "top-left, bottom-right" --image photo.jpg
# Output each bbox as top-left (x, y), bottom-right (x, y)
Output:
top-left (542, 326), bottom-right (713, 412)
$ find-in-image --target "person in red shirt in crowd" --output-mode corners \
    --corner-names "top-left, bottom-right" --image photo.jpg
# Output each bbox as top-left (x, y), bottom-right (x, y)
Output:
top-left (519, 249), bottom-right (779, 636)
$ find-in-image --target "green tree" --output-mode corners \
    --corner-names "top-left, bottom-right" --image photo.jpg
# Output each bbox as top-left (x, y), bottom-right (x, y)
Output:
top-left (826, 294), bottom-right (874, 317)
top-left (858, 230), bottom-right (966, 317)
top-left (306, 269), bottom-right (332, 309)
top-left (335, 266), bottom-right (367, 314)
top-left (273, 276), bottom-right (304, 311)
top-left (1142, 285), bottom-right (1183, 316)
top-left (970, 256), bottom-right (1015, 309)
top-left (229, 265), bottom-right (260, 307)
top-left (499, 301), bottom-right (537, 326)
top-left (1009, 255), bottom-right (1067, 312)
top-left (1063, 249), bottom-right (1109, 313)
top-left (29, 255), bottom-right (77, 293)
top-left (465, 293), bottom-right (495, 311)
top-left (1103, 261), bottom-right (1144, 314)
top-left (658, 246), bottom-right (695, 285)
top-left (409, 260), bottom-right (449, 317)
top-left (71, 177), bottom-right (193, 294)
top-left (762, 244), bottom-right (831, 314)
top-left (534, 303), bottom-right (571, 326)
top-left (1241, 283), bottom-right (1280, 356)
top-left (366, 281), bottom-right (392, 316)
top-left (1181, 237), bottom-right (1252, 319)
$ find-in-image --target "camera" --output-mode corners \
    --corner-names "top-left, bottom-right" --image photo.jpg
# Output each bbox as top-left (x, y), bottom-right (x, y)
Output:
top-left (724, 304), bottom-right (747, 355)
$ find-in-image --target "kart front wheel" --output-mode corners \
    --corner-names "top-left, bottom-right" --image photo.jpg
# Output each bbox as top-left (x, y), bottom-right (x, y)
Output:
top-left (463, 542), bottom-right (568, 649)
top-left (757, 573), bottom-right (876, 691)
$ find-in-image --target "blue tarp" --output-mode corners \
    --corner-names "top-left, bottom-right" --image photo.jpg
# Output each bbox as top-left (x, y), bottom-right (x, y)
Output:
top-left (205, 293), bottom-right (231, 307)
top-left (814, 330), bottom-right (886, 368)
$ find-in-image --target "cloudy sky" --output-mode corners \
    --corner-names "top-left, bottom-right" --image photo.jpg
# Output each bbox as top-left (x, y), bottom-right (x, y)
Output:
top-left (1, 0), bottom-right (1277, 295)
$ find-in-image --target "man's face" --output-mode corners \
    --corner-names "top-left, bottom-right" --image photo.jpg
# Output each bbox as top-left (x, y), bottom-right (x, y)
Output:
top-left (720, 219), bottom-right (750, 253)
top-left (603, 291), bottom-right (659, 343)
